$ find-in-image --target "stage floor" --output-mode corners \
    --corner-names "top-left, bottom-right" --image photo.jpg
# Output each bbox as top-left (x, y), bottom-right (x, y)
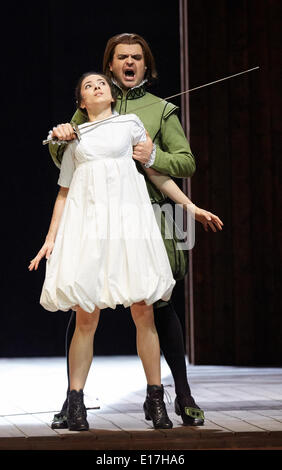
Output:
top-left (0, 356), bottom-right (282, 450)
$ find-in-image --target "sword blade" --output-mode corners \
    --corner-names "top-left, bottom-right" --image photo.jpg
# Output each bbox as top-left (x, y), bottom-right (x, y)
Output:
top-left (43, 66), bottom-right (259, 144)
top-left (164, 66), bottom-right (260, 101)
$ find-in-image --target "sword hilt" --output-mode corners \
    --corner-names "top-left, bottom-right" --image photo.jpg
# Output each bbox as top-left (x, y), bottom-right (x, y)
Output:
top-left (42, 122), bottom-right (81, 145)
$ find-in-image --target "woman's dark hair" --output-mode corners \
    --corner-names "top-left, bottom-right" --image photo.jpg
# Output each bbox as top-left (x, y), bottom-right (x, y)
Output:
top-left (75, 71), bottom-right (118, 111)
top-left (103, 33), bottom-right (157, 85)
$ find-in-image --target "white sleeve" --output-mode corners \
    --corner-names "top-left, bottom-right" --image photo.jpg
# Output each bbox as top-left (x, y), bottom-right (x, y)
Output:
top-left (131, 115), bottom-right (147, 146)
top-left (130, 114), bottom-right (156, 168)
top-left (57, 143), bottom-right (76, 188)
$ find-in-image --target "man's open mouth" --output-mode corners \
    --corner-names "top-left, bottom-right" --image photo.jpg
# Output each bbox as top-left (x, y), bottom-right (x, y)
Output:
top-left (123, 69), bottom-right (135, 80)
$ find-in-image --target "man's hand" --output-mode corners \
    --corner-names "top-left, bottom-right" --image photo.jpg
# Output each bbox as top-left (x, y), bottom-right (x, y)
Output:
top-left (132, 131), bottom-right (153, 165)
top-left (52, 123), bottom-right (76, 141)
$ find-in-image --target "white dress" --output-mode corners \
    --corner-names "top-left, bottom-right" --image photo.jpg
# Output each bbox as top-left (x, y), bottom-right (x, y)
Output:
top-left (40, 114), bottom-right (176, 313)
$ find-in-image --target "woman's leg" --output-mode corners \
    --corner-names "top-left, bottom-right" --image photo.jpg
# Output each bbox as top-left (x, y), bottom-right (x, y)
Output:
top-left (66, 306), bottom-right (100, 431)
top-left (51, 311), bottom-right (76, 429)
top-left (130, 302), bottom-right (161, 385)
top-left (68, 306), bottom-right (100, 391)
top-left (130, 301), bottom-right (172, 429)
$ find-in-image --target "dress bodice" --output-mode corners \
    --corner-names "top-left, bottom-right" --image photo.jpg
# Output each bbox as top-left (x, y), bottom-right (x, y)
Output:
top-left (57, 114), bottom-right (146, 187)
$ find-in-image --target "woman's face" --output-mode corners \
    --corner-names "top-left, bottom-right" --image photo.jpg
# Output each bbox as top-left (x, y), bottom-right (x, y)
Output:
top-left (80, 74), bottom-right (114, 111)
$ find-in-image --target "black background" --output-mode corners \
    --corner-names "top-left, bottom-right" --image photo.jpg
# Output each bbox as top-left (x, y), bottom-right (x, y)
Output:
top-left (1, 1), bottom-right (183, 357)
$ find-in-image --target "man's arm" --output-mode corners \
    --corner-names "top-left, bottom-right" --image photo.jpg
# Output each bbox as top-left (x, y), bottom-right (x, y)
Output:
top-left (48, 108), bottom-right (88, 168)
top-left (150, 111), bottom-right (196, 178)
top-left (48, 141), bottom-right (67, 169)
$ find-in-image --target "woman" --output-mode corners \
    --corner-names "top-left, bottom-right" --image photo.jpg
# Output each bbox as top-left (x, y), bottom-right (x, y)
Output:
top-left (29, 72), bottom-right (222, 431)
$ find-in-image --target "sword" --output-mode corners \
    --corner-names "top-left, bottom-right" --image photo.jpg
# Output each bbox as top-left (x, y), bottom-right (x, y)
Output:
top-left (42, 66), bottom-right (259, 145)
top-left (43, 121), bottom-right (81, 145)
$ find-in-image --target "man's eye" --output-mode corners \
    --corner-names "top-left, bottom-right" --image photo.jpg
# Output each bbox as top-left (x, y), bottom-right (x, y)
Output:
top-left (85, 84), bottom-right (91, 89)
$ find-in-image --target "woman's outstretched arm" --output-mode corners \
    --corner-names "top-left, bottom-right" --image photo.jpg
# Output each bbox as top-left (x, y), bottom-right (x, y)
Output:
top-left (144, 167), bottom-right (223, 232)
top-left (28, 187), bottom-right (69, 271)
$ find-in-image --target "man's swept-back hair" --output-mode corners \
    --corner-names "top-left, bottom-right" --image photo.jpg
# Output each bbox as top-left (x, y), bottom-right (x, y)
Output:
top-left (103, 33), bottom-right (158, 85)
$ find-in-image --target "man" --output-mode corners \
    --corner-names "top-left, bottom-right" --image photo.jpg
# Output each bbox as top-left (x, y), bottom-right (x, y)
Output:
top-left (49, 33), bottom-right (204, 428)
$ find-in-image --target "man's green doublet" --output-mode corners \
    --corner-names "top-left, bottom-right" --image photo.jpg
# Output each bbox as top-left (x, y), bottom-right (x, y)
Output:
top-left (49, 83), bottom-right (196, 306)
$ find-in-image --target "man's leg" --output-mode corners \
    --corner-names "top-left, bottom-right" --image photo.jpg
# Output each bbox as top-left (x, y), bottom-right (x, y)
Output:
top-left (153, 301), bottom-right (204, 425)
top-left (65, 310), bottom-right (76, 386)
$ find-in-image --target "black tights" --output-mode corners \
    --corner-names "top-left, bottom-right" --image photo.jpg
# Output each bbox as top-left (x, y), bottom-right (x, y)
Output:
top-left (64, 302), bottom-right (195, 401)
top-left (154, 302), bottom-right (193, 399)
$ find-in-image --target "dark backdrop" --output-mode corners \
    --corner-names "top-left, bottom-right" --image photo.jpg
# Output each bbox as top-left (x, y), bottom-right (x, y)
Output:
top-left (1, 1), bottom-right (183, 357)
top-left (187, 0), bottom-right (281, 365)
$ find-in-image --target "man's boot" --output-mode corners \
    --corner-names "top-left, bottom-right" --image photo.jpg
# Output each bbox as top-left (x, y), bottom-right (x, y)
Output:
top-left (51, 394), bottom-right (69, 429)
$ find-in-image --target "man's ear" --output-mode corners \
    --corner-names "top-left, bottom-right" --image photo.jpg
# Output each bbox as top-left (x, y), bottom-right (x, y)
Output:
top-left (109, 62), bottom-right (113, 72)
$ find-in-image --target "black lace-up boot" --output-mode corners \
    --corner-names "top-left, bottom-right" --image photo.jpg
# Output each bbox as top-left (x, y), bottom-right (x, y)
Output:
top-left (67, 389), bottom-right (89, 431)
top-left (143, 384), bottom-right (173, 429)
